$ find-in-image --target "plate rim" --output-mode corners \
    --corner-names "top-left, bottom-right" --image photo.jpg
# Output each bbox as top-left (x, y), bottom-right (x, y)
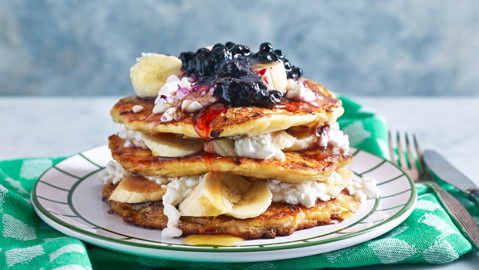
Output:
top-left (32, 145), bottom-right (417, 255)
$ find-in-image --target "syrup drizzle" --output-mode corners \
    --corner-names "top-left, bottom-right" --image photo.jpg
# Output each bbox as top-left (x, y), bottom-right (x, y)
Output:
top-left (193, 103), bottom-right (227, 140)
top-left (191, 97), bottom-right (336, 140)
top-left (277, 98), bottom-right (321, 113)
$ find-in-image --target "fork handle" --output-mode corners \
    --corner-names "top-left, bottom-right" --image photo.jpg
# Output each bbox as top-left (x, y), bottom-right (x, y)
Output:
top-left (468, 188), bottom-right (479, 210)
top-left (430, 182), bottom-right (479, 250)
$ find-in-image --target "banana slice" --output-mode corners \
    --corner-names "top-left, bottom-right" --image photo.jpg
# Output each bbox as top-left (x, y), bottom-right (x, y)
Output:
top-left (325, 168), bottom-right (355, 199)
top-left (220, 173), bottom-right (251, 204)
top-left (251, 61), bottom-right (288, 93)
top-left (337, 167), bottom-right (354, 185)
top-left (179, 173), bottom-right (226, 216)
top-left (204, 138), bottom-right (236, 157)
top-left (141, 133), bottom-right (203, 157)
top-left (226, 181), bottom-right (272, 219)
top-left (130, 53), bottom-right (184, 97)
top-left (179, 172), bottom-right (272, 219)
top-left (284, 126), bottom-right (317, 151)
top-left (270, 130), bottom-right (296, 150)
top-left (179, 173), bottom-right (250, 216)
top-left (109, 174), bottom-right (166, 203)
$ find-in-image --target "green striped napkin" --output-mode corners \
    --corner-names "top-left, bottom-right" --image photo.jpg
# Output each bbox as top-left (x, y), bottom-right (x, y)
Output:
top-left (0, 96), bottom-right (477, 269)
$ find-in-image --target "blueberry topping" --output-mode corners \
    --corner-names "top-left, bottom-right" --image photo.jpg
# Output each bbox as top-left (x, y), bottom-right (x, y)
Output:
top-left (283, 59), bottom-right (292, 70)
top-left (212, 43), bottom-right (225, 50)
top-left (253, 52), bottom-right (277, 62)
top-left (179, 42), bottom-right (301, 108)
top-left (232, 44), bottom-right (250, 58)
top-left (252, 44), bottom-right (303, 80)
top-left (213, 76), bottom-right (281, 108)
top-left (211, 46), bottom-right (232, 66)
top-left (225, 41), bottom-right (236, 50)
top-left (288, 66), bottom-right (303, 80)
top-left (274, 49), bottom-right (284, 59)
top-left (179, 51), bottom-right (195, 74)
top-left (243, 46), bottom-right (251, 56)
top-left (269, 90), bottom-right (283, 103)
top-left (259, 42), bottom-right (273, 52)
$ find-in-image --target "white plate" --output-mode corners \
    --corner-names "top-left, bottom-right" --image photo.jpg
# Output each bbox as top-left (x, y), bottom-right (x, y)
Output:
top-left (32, 146), bottom-right (416, 263)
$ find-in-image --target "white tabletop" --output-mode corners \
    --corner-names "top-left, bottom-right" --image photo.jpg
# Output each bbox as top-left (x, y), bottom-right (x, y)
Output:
top-left (0, 96), bottom-right (478, 267)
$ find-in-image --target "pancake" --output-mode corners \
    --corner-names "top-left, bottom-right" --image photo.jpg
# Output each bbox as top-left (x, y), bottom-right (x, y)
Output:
top-left (109, 134), bottom-right (353, 183)
top-left (100, 42), bottom-right (364, 240)
top-left (102, 183), bottom-right (360, 239)
top-left (111, 79), bottom-right (344, 139)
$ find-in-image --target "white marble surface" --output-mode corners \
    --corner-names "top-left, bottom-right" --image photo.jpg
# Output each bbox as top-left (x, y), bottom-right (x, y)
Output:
top-left (0, 96), bottom-right (478, 267)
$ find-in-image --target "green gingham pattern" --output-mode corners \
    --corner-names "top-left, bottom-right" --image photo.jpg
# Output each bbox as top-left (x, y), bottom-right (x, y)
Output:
top-left (1, 96), bottom-right (477, 269)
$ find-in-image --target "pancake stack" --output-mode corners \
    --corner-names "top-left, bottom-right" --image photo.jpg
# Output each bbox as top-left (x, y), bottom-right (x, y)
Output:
top-left (100, 42), bottom-right (361, 239)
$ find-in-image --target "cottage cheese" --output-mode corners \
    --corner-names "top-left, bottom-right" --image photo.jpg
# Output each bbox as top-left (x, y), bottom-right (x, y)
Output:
top-left (319, 123), bottom-right (350, 153)
top-left (285, 79), bottom-right (318, 102)
top-left (161, 175), bottom-right (201, 238)
top-left (346, 177), bottom-right (380, 202)
top-left (144, 175), bottom-right (171, 186)
top-left (266, 171), bottom-right (343, 208)
top-left (153, 75), bottom-right (194, 115)
top-left (160, 107), bottom-right (177, 122)
top-left (118, 126), bottom-right (147, 148)
top-left (132, 105), bottom-right (144, 113)
top-left (99, 160), bottom-right (126, 185)
top-left (234, 131), bottom-right (295, 161)
top-left (152, 75), bottom-right (218, 122)
top-left (181, 100), bottom-right (203, 112)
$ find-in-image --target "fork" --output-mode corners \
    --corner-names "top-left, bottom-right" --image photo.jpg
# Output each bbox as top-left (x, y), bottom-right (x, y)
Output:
top-left (389, 131), bottom-right (479, 250)
top-left (388, 131), bottom-right (433, 182)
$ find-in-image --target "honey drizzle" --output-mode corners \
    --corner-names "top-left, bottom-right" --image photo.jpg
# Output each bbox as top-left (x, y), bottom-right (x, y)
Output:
top-left (184, 234), bottom-right (244, 247)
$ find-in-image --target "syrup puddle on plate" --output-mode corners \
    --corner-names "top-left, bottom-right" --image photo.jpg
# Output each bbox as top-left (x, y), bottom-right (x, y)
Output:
top-left (184, 234), bottom-right (244, 247)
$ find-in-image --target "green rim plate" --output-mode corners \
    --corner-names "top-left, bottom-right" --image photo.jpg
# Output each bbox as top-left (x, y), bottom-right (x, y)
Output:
top-left (32, 145), bottom-right (417, 262)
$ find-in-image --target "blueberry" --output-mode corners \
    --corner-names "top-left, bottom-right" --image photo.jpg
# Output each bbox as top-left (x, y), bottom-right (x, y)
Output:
top-left (213, 75), bottom-right (276, 108)
top-left (295, 67), bottom-right (303, 78)
top-left (273, 49), bottom-right (284, 59)
top-left (220, 61), bottom-right (244, 77)
top-left (253, 52), bottom-right (268, 62)
top-left (232, 45), bottom-right (246, 57)
top-left (212, 43), bottom-right (225, 50)
top-left (192, 49), bottom-right (211, 77)
top-left (196, 47), bottom-right (210, 56)
top-left (243, 46), bottom-right (251, 56)
top-left (262, 53), bottom-right (278, 62)
top-left (252, 50), bottom-right (279, 63)
top-left (213, 82), bottom-right (229, 102)
top-left (287, 66), bottom-right (303, 80)
top-left (268, 90), bottom-right (283, 103)
top-left (256, 89), bottom-right (277, 108)
top-left (211, 46), bottom-right (232, 63)
top-left (225, 41), bottom-right (236, 50)
top-left (179, 51), bottom-right (194, 62)
top-left (179, 51), bottom-right (195, 74)
top-left (283, 59), bottom-right (292, 70)
top-left (260, 42), bottom-right (273, 52)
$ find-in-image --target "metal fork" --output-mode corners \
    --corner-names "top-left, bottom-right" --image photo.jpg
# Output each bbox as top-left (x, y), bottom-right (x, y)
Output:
top-left (389, 131), bottom-right (479, 249)
top-left (388, 132), bottom-right (433, 182)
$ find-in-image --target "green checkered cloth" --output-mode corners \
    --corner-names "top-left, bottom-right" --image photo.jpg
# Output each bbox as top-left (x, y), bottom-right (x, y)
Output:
top-left (1, 96), bottom-right (477, 269)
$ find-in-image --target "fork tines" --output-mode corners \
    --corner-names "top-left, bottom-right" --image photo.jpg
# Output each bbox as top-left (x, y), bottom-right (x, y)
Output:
top-left (388, 131), bottom-right (421, 181)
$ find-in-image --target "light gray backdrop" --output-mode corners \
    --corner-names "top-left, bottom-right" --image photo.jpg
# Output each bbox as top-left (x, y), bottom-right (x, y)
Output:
top-left (1, 0), bottom-right (478, 96)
